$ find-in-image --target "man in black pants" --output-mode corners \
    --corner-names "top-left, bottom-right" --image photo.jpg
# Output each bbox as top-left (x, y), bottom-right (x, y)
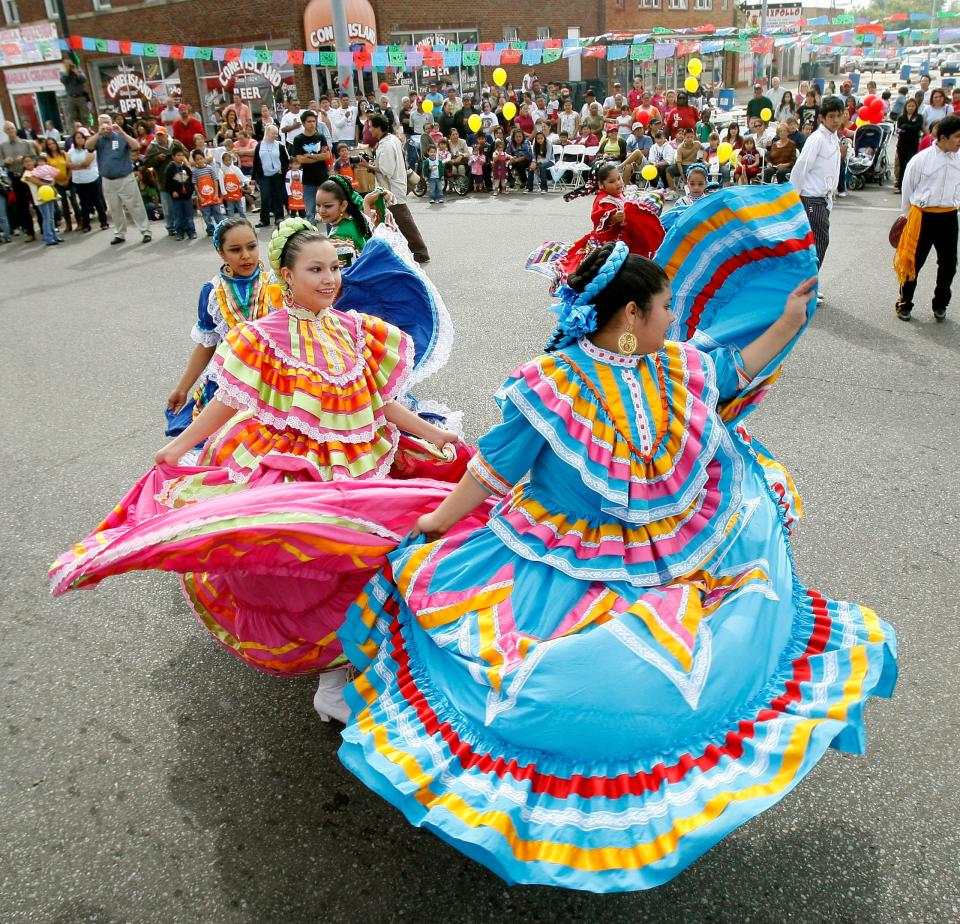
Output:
top-left (895, 115), bottom-right (960, 322)
top-left (252, 124), bottom-right (288, 227)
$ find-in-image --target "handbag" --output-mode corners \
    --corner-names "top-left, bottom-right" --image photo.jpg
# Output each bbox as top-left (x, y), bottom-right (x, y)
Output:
top-left (889, 214), bottom-right (907, 248)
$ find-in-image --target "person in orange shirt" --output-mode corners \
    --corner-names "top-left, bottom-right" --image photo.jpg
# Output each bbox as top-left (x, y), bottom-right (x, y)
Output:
top-left (633, 91), bottom-right (661, 128)
top-left (219, 151), bottom-right (248, 217)
top-left (285, 156), bottom-right (305, 215)
top-left (190, 148), bottom-right (224, 237)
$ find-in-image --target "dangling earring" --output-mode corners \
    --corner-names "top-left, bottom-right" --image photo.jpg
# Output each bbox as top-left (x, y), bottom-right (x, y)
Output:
top-left (618, 324), bottom-right (638, 355)
top-left (222, 263), bottom-right (235, 278)
top-left (283, 287), bottom-right (294, 307)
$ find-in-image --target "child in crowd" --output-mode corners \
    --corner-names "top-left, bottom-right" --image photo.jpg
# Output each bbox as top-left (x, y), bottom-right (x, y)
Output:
top-left (138, 167), bottom-right (162, 221)
top-left (421, 143), bottom-right (444, 204)
top-left (437, 139), bottom-right (452, 182)
top-left (617, 105), bottom-right (633, 138)
top-left (332, 142), bottom-right (357, 187)
top-left (492, 140), bottom-right (509, 195)
top-left (22, 154), bottom-right (62, 246)
top-left (285, 156), bottom-right (305, 215)
top-left (469, 142), bottom-right (486, 192)
top-left (191, 148), bottom-right (223, 237)
top-left (734, 136), bottom-right (761, 185)
top-left (695, 109), bottom-right (714, 144)
top-left (163, 149), bottom-right (196, 240)
top-left (219, 151), bottom-right (247, 217)
top-left (676, 162), bottom-right (709, 206)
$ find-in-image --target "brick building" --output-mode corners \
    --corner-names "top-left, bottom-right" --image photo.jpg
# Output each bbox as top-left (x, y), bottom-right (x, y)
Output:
top-left (0, 0), bottom-right (731, 134)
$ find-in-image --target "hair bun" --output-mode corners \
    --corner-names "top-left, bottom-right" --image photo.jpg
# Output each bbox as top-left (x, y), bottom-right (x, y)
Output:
top-left (568, 243), bottom-right (616, 294)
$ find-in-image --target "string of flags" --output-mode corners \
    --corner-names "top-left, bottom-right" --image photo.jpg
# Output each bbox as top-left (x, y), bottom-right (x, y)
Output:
top-left (5, 18), bottom-right (960, 74)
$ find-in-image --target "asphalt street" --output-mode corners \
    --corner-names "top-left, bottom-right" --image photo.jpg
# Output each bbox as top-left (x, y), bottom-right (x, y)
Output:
top-left (1, 183), bottom-right (958, 924)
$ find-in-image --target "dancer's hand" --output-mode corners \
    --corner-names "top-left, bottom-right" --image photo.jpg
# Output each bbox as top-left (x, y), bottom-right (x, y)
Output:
top-left (434, 429), bottom-right (459, 450)
top-left (155, 443), bottom-right (182, 466)
top-left (611, 209), bottom-right (626, 224)
top-left (782, 276), bottom-right (818, 331)
top-left (167, 387), bottom-right (188, 413)
top-left (410, 510), bottom-right (449, 542)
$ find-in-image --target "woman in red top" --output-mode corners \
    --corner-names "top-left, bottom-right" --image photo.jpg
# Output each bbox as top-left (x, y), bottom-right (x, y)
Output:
top-left (514, 103), bottom-right (536, 139)
top-left (666, 91), bottom-right (699, 140)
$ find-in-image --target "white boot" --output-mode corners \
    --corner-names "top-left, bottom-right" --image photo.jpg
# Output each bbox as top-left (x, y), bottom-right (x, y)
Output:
top-left (313, 668), bottom-right (350, 724)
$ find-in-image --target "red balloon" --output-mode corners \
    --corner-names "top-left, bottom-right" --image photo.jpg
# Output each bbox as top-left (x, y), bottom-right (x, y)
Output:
top-left (862, 94), bottom-right (878, 107)
top-left (857, 105), bottom-right (872, 120)
top-left (635, 109), bottom-right (651, 125)
top-left (869, 98), bottom-right (884, 113)
top-left (379, 82), bottom-right (390, 93)
top-left (870, 112), bottom-right (883, 124)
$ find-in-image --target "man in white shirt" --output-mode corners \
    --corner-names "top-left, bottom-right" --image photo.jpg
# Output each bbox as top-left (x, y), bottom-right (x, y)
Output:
top-left (160, 97), bottom-right (180, 128)
top-left (648, 130), bottom-right (676, 190)
top-left (895, 115), bottom-right (960, 322)
top-left (602, 82), bottom-right (623, 112)
top-left (369, 113), bottom-right (429, 264)
top-left (789, 95), bottom-right (844, 287)
top-left (279, 98), bottom-right (304, 148)
top-left (328, 95), bottom-right (358, 148)
top-left (767, 76), bottom-right (786, 112)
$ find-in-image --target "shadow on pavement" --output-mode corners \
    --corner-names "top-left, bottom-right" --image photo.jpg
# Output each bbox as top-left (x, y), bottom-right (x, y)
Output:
top-left (145, 643), bottom-right (884, 924)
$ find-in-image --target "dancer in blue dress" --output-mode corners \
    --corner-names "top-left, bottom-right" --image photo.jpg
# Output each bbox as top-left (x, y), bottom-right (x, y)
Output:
top-left (337, 186), bottom-right (897, 892)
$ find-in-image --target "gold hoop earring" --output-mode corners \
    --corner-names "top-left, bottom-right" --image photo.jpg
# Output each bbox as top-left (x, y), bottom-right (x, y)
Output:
top-left (222, 264), bottom-right (235, 278)
top-left (618, 328), bottom-right (638, 354)
top-left (283, 289), bottom-right (294, 307)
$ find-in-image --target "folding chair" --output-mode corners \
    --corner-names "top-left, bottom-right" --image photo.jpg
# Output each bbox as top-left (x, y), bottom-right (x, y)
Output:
top-left (551, 143), bottom-right (584, 190)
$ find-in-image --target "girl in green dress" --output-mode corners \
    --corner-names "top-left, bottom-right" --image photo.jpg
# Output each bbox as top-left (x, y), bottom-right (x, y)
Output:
top-left (317, 174), bottom-right (372, 268)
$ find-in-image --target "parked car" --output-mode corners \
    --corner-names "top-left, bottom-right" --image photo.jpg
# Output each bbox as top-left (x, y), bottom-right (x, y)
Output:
top-left (941, 55), bottom-right (960, 75)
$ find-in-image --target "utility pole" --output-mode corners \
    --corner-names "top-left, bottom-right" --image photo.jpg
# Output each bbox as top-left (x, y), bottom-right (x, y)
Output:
top-left (331, 0), bottom-right (353, 95)
top-left (53, 0), bottom-right (78, 65)
top-left (760, 0), bottom-right (769, 85)
top-left (925, 0), bottom-right (937, 76)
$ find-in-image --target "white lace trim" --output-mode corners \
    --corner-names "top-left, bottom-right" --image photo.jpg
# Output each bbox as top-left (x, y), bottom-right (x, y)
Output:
top-left (212, 379), bottom-right (388, 444)
top-left (371, 223), bottom-right (455, 388)
top-left (578, 337), bottom-right (640, 367)
top-left (190, 326), bottom-right (221, 348)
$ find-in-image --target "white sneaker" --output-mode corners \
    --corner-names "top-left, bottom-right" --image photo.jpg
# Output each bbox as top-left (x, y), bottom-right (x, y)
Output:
top-left (817, 292), bottom-right (825, 303)
top-left (313, 667), bottom-right (351, 723)
top-left (837, 191), bottom-right (847, 198)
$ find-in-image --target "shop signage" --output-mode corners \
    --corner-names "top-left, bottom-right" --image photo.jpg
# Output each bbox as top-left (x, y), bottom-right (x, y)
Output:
top-left (304, 0), bottom-right (377, 49)
top-left (218, 59), bottom-right (284, 90)
top-left (3, 63), bottom-right (62, 92)
top-left (105, 67), bottom-right (154, 112)
top-left (0, 21), bottom-right (60, 68)
top-left (743, 3), bottom-right (803, 31)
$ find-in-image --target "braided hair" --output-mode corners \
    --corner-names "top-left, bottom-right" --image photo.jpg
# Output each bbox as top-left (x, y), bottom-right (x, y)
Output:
top-left (212, 214), bottom-right (255, 253)
top-left (563, 160), bottom-right (620, 202)
top-left (267, 217), bottom-right (329, 291)
top-left (321, 175), bottom-right (371, 242)
top-left (545, 242), bottom-right (669, 352)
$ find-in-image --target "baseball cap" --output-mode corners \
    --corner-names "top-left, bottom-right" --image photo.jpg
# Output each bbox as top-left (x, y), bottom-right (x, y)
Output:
top-left (632, 121), bottom-right (643, 130)
top-left (155, 125), bottom-right (168, 134)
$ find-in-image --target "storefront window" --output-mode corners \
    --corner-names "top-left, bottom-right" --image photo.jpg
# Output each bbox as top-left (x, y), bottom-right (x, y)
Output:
top-left (195, 44), bottom-right (296, 128)
top-left (90, 56), bottom-right (180, 117)
top-left (390, 30), bottom-right (480, 97)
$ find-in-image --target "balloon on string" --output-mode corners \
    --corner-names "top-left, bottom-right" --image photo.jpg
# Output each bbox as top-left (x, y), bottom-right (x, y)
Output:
top-left (641, 164), bottom-right (658, 181)
top-left (422, 99), bottom-right (434, 113)
top-left (862, 94), bottom-right (878, 108)
top-left (493, 67), bottom-right (507, 86)
top-left (855, 117), bottom-right (868, 127)
top-left (716, 142), bottom-right (733, 164)
top-left (38, 185), bottom-right (56, 202)
top-left (635, 109), bottom-right (651, 126)
top-left (684, 76), bottom-right (699, 94)
top-left (760, 107), bottom-right (772, 121)
top-left (503, 101), bottom-right (517, 120)
top-left (687, 58), bottom-right (703, 77)
top-left (869, 98), bottom-right (884, 114)
top-left (857, 105), bottom-right (871, 121)
top-left (468, 113), bottom-right (482, 133)
top-left (379, 82), bottom-right (390, 94)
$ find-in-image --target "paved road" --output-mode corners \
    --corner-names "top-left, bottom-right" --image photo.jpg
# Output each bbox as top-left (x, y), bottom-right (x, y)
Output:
top-left (2, 185), bottom-right (958, 924)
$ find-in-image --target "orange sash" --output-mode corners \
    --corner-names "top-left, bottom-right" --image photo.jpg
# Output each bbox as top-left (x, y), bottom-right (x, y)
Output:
top-left (894, 205), bottom-right (956, 285)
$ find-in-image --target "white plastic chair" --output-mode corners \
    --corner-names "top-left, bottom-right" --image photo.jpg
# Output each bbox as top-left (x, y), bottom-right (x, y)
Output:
top-left (550, 143), bottom-right (583, 190)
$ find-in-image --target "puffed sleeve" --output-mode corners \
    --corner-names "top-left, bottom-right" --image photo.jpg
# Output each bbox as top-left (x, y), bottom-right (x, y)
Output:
top-left (467, 371), bottom-right (547, 497)
top-left (702, 344), bottom-right (752, 404)
top-left (190, 282), bottom-right (220, 347)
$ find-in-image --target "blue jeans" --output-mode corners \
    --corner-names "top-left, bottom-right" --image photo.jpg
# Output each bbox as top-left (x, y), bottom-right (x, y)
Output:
top-left (303, 184), bottom-right (319, 222)
top-left (224, 199), bottom-right (245, 217)
top-left (537, 162), bottom-right (553, 191)
top-left (171, 197), bottom-right (195, 236)
top-left (200, 203), bottom-right (223, 233)
top-left (0, 192), bottom-right (10, 239)
top-left (160, 190), bottom-right (175, 231)
top-left (406, 139), bottom-right (421, 171)
top-left (38, 200), bottom-right (58, 244)
top-left (428, 177), bottom-right (443, 201)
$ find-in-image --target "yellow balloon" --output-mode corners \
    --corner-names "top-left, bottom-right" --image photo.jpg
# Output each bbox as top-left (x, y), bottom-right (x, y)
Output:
top-left (422, 98), bottom-right (434, 114)
top-left (641, 164), bottom-right (658, 182)
top-left (503, 102), bottom-right (517, 121)
top-left (687, 58), bottom-right (703, 77)
top-left (38, 184), bottom-right (56, 202)
top-left (468, 113), bottom-right (482, 133)
top-left (760, 107), bottom-right (772, 121)
top-left (684, 76), bottom-right (699, 94)
top-left (717, 142), bottom-right (733, 164)
top-left (493, 67), bottom-right (507, 87)
top-left (855, 117), bottom-right (868, 127)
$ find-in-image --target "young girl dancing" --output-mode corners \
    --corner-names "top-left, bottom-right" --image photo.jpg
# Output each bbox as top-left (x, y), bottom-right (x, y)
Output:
top-left (315, 174), bottom-right (372, 268)
top-left (526, 160), bottom-right (666, 289)
top-left (52, 218), bottom-right (473, 722)
top-left (660, 162), bottom-right (712, 231)
top-left (165, 215), bottom-right (275, 438)
top-left (337, 190), bottom-right (896, 892)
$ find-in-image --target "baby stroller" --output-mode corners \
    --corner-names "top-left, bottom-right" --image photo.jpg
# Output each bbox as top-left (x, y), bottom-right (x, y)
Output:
top-left (846, 122), bottom-right (893, 190)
